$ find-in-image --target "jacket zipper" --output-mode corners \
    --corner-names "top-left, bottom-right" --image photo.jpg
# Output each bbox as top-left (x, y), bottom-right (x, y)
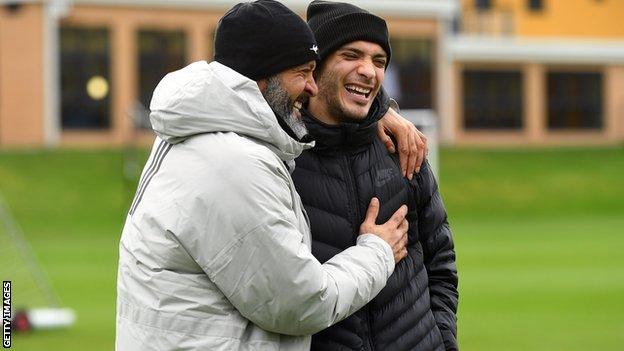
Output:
top-left (364, 306), bottom-right (374, 350)
top-left (341, 154), bottom-right (375, 351)
top-left (342, 154), bottom-right (361, 243)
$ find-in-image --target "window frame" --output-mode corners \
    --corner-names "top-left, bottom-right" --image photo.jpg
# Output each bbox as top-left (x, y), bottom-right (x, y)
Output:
top-left (546, 67), bottom-right (604, 131)
top-left (461, 67), bottom-right (525, 131)
top-left (59, 25), bottom-right (112, 131)
top-left (386, 37), bottom-right (436, 111)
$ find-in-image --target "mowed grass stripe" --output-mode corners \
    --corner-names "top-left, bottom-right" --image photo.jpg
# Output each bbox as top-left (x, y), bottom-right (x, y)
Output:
top-left (0, 146), bottom-right (622, 350)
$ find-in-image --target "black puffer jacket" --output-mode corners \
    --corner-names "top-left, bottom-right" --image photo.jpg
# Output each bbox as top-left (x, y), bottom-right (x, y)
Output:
top-left (292, 100), bottom-right (458, 351)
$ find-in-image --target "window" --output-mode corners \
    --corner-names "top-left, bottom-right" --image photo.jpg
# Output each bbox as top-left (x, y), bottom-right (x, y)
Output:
top-left (385, 38), bottom-right (434, 110)
top-left (61, 27), bottom-right (111, 129)
top-left (463, 70), bottom-right (523, 130)
top-left (138, 30), bottom-right (187, 126)
top-left (527, 0), bottom-right (543, 11)
top-left (476, 0), bottom-right (491, 10)
top-left (547, 71), bottom-right (603, 130)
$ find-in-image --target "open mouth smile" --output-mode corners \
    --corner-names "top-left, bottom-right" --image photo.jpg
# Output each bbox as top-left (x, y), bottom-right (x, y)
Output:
top-left (344, 84), bottom-right (372, 99)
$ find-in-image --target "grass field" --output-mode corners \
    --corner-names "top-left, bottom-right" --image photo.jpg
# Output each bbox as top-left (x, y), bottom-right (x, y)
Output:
top-left (0, 146), bottom-right (623, 350)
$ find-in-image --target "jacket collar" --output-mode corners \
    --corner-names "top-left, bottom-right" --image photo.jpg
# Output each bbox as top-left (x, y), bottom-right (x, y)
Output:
top-left (149, 61), bottom-right (313, 162)
top-left (302, 95), bottom-right (383, 154)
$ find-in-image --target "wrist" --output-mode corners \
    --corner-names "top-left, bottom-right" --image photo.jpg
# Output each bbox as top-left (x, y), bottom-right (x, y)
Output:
top-left (389, 98), bottom-right (400, 114)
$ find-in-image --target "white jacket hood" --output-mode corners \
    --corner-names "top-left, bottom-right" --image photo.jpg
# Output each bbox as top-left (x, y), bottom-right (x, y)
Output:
top-left (150, 61), bottom-right (313, 162)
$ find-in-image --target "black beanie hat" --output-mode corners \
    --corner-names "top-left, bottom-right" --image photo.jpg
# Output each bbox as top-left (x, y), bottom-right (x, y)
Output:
top-left (214, 0), bottom-right (319, 81)
top-left (307, 0), bottom-right (391, 67)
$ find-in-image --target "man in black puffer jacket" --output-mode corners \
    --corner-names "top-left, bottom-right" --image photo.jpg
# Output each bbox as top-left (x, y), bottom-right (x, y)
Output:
top-left (292, 1), bottom-right (459, 350)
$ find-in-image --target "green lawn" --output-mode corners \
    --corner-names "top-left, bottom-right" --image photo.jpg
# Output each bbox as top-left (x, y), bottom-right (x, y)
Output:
top-left (0, 146), bottom-right (622, 350)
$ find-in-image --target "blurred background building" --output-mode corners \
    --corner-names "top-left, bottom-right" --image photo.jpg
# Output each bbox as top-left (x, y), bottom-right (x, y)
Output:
top-left (0, 0), bottom-right (623, 148)
top-left (452, 0), bottom-right (624, 146)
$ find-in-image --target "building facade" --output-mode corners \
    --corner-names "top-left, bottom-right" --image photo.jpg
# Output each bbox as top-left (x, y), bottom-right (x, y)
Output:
top-left (0, 0), bottom-right (455, 147)
top-left (0, 0), bottom-right (623, 147)
top-left (450, 0), bottom-right (624, 145)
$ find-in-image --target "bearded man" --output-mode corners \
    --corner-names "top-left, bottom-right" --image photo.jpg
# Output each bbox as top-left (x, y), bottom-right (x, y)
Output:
top-left (114, 1), bottom-right (431, 350)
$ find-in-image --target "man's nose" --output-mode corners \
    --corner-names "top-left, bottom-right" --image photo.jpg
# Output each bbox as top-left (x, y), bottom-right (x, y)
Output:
top-left (357, 60), bottom-right (376, 80)
top-left (304, 76), bottom-right (318, 97)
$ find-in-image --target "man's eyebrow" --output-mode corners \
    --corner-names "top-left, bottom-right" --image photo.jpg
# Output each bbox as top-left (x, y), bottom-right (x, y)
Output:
top-left (340, 47), bottom-right (387, 59)
top-left (340, 47), bottom-right (364, 55)
top-left (292, 62), bottom-right (314, 72)
top-left (299, 62), bottom-right (315, 71)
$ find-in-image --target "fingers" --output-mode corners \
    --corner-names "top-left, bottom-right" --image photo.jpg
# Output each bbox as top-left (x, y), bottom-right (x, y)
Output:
top-left (396, 128), bottom-right (410, 178)
top-left (378, 109), bottom-right (398, 154)
top-left (398, 218), bottom-right (409, 234)
top-left (380, 108), bottom-right (415, 178)
top-left (389, 204), bottom-right (408, 225)
top-left (398, 221), bottom-right (409, 252)
top-left (419, 131), bottom-right (429, 163)
top-left (406, 129), bottom-right (418, 180)
top-left (393, 218), bottom-right (409, 263)
top-left (412, 132), bottom-right (423, 178)
top-left (377, 124), bottom-right (396, 154)
top-left (395, 246), bottom-right (408, 263)
top-left (363, 197), bottom-right (380, 226)
top-left (408, 128), bottom-right (428, 179)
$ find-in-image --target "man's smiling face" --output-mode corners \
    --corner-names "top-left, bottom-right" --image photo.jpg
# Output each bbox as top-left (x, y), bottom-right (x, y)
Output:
top-left (310, 40), bottom-right (387, 124)
top-left (261, 61), bottom-right (318, 139)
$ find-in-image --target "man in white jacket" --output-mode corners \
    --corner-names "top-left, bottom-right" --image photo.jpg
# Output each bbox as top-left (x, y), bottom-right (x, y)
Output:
top-left (116, 1), bottom-right (411, 350)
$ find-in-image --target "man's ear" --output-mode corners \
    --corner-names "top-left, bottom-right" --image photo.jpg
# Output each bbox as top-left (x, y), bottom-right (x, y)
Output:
top-left (256, 79), bottom-right (267, 93)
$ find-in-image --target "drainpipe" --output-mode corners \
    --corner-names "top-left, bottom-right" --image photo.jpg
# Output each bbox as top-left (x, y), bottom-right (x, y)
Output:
top-left (42, 0), bottom-right (70, 147)
top-left (437, 4), bottom-right (458, 145)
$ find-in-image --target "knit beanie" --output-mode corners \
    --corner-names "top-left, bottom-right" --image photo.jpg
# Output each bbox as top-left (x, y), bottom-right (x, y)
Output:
top-left (307, 0), bottom-right (391, 67)
top-left (215, 0), bottom-right (319, 80)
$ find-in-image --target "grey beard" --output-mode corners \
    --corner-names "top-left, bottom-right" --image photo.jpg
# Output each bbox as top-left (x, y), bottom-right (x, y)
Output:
top-left (263, 75), bottom-right (308, 140)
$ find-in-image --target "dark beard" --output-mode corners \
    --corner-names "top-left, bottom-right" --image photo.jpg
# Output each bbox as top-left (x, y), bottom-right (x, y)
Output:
top-left (316, 69), bottom-right (367, 122)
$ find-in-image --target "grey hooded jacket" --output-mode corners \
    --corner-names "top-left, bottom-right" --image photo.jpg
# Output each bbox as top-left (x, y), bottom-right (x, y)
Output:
top-left (115, 61), bottom-right (396, 350)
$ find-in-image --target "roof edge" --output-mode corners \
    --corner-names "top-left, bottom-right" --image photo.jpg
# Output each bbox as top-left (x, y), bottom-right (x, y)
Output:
top-left (449, 35), bottom-right (624, 64)
top-left (59, 0), bottom-right (459, 19)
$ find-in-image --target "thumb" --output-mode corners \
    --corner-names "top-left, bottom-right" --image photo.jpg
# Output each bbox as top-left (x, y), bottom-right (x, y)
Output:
top-left (363, 197), bottom-right (380, 226)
